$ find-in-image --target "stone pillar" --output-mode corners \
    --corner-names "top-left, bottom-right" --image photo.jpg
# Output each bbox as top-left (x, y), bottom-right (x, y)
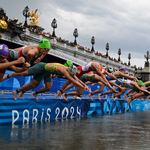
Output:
top-left (141, 66), bottom-right (150, 82)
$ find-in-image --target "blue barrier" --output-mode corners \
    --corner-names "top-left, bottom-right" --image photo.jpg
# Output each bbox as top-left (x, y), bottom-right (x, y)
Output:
top-left (1, 71), bottom-right (150, 125)
top-left (0, 94), bottom-right (150, 125)
top-left (0, 95), bottom-right (90, 125)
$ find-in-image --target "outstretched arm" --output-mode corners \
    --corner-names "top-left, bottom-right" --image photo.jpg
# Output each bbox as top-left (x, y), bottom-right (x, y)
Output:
top-left (62, 83), bottom-right (75, 93)
top-left (106, 72), bottom-right (122, 84)
top-left (93, 65), bottom-right (113, 88)
top-left (34, 54), bottom-right (46, 64)
top-left (9, 62), bottom-right (31, 73)
top-left (97, 74), bottom-right (117, 93)
top-left (109, 81), bottom-right (124, 91)
top-left (73, 75), bottom-right (90, 90)
top-left (64, 72), bottom-right (91, 93)
top-left (0, 57), bottom-right (25, 70)
top-left (133, 83), bottom-right (150, 94)
top-left (120, 72), bottom-right (138, 82)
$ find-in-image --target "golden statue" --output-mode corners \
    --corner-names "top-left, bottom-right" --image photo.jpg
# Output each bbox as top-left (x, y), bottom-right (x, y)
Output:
top-left (0, 17), bottom-right (8, 29)
top-left (28, 9), bottom-right (41, 26)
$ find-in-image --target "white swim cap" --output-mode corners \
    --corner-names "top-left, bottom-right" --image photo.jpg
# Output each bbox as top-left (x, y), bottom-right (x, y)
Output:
top-left (68, 65), bottom-right (77, 75)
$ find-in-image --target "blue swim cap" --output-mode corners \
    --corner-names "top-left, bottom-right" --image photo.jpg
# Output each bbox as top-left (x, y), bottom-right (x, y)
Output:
top-left (105, 75), bottom-right (111, 81)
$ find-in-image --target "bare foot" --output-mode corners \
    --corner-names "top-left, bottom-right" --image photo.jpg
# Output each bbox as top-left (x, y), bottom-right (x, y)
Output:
top-left (33, 92), bottom-right (38, 100)
top-left (13, 90), bottom-right (18, 101)
top-left (111, 87), bottom-right (118, 93)
top-left (113, 90), bottom-right (118, 93)
top-left (55, 90), bottom-right (62, 99)
top-left (9, 73), bottom-right (15, 78)
top-left (88, 93), bottom-right (93, 100)
top-left (128, 97), bottom-right (132, 105)
top-left (2, 74), bottom-right (9, 81)
top-left (123, 95), bottom-right (127, 99)
top-left (73, 95), bottom-right (81, 100)
top-left (76, 97), bottom-right (81, 100)
top-left (98, 94), bottom-right (102, 101)
top-left (62, 93), bottom-right (68, 101)
top-left (128, 99), bottom-right (132, 105)
top-left (121, 89), bottom-right (125, 92)
top-left (112, 96), bottom-right (116, 101)
top-left (18, 91), bottom-right (24, 99)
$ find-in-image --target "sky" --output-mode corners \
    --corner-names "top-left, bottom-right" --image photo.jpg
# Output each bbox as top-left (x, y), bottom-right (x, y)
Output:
top-left (1, 0), bottom-right (150, 68)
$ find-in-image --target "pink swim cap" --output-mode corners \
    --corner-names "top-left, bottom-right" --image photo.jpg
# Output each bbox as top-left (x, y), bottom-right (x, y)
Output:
top-left (0, 44), bottom-right (9, 57)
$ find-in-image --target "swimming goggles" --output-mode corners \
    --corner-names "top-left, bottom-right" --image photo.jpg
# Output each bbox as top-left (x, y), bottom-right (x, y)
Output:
top-left (44, 48), bottom-right (50, 51)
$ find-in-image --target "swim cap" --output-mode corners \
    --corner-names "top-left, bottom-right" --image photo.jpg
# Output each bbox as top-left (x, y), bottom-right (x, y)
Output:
top-left (119, 67), bottom-right (126, 71)
top-left (100, 68), bottom-right (106, 75)
top-left (0, 44), bottom-right (9, 57)
top-left (105, 75), bottom-right (111, 81)
top-left (39, 39), bottom-right (51, 49)
top-left (64, 60), bottom-right (73, 67)
top-left (137, 80), bottom-right (143, 86)
top-left (68, 65), bottom-right (77, 75)
top-left (107, 67), bottom-right (113, 73)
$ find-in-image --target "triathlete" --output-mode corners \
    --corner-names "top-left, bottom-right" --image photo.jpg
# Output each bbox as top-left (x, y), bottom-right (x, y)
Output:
top-left (7, 38), bottom-right (50, 64)
top-left (6, 63), bottom-right (91, 101)
top-left (100, 80), bottom-right (150, 101)
top-left (113, 67), bottom-right (138, 82)
top-left (96, 67), bottom-right (139, 100)
top-left (56, 62), bottom-right (121, 99)
top-left (0, 44), bottom-right (26, 83)
top-left (62, 71), bottom-right (123, 101)
top-left (86, 73), bottom-right (125, 100)
top-left (18, 60), bottom-right (74, 100)
top-left (127, 82), bottom-right (150, 105)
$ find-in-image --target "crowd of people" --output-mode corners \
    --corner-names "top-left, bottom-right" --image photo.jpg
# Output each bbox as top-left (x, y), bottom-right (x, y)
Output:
top-left (28, 27), bottom-right (141, 68)
top-left (0, 38), bottom-right (149, 105)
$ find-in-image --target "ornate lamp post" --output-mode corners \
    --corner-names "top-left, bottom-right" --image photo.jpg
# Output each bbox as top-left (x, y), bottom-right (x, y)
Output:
top-left (128, 53), bottom-right (131, 66)
top-left (73, 28), bottom-right (78, 46)
top-left (118, 48), bottom-right (121, 62)
top-left (22, 6), bottom-right (30, 27)
top-left (91, 36), bottom-right (95, 52)
top-left (105, 43), bottom-right (109, 57)
top-left (51, 18), bottom-right (57, 37)
top-left (144, 51), bottom-right (150, 67)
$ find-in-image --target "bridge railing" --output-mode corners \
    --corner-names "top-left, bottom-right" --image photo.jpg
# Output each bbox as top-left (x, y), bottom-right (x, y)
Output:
top-left (21, 31), bottom-right (137, 73)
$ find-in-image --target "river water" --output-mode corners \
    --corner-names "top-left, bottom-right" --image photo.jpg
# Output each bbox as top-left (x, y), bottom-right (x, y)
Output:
top-left (0, 110), bottom-right (150, 150)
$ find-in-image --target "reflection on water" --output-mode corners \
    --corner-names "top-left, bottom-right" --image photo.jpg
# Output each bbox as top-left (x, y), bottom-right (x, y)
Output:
top-left (0, 110), bottom-right (150, 150)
